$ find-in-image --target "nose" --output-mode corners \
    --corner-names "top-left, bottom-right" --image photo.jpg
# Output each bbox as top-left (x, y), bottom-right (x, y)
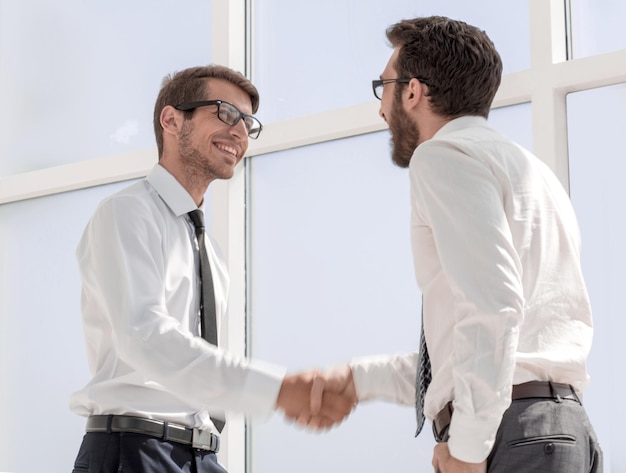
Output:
top-left (379, 106), bottom-right (387, 122)
top-left (230, 118), bottom-right (248, 138)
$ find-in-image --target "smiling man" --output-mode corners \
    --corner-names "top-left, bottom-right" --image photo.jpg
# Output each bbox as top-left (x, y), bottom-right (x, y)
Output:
top-left (69, 65), bottom-right (355, 473)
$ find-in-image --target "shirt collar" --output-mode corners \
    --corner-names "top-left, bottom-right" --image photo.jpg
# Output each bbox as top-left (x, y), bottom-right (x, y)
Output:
top-left (432, 115), bottom-right (488, 139)
top-left (146, 164), bottom-right (202, 217)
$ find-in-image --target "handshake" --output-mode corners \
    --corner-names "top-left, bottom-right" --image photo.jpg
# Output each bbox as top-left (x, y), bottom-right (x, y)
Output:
top-left (275, 364), bottom-right (357, 430)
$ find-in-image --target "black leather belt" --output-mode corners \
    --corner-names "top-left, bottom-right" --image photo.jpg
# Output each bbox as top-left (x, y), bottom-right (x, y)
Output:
top-left (432, 381), bottom-right (581, 442)
top-left (86, 415), bottom-right (220, 452)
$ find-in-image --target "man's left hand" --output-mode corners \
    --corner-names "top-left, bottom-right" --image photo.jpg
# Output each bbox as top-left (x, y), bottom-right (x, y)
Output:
top-left (432, 443), bottom-right (487, 473)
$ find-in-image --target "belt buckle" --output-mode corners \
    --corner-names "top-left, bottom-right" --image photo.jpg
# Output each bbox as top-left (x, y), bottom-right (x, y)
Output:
top-left (192, 428), bottom-right (220, 452)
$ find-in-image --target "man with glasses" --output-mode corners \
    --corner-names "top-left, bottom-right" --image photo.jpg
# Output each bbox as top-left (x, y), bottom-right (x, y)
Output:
top-left (69, 65), bottom-right (355, 473)
top-left (312, 16), bottom-right (602, 473)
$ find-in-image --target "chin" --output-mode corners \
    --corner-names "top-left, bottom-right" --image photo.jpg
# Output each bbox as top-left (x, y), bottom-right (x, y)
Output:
top-left (217, 167), bottom-right (236, 180)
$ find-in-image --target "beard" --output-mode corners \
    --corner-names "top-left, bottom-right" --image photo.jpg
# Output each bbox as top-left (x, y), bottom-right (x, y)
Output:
top-left (178, 120), bottom-right (235, 184)
top-left (388, 97), bottom-right (420, 168)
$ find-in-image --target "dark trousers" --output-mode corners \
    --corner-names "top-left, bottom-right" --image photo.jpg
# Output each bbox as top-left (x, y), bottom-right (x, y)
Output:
top-left (71, 432), bottom-right (227, 473)
top-left (437, 398), bottom-right (603, 472)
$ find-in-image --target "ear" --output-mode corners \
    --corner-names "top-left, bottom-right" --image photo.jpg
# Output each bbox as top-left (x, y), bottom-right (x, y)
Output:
top-left (404, 78), bottom-right (425, 110)
top-left (160, 105), bottom-right (183, 137)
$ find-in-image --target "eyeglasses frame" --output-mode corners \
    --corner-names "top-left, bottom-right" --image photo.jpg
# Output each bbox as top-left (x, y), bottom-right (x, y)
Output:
top-left (174, 100), bottom-right (263, 139)
top-left (371, 77), bottom-right (432, 100)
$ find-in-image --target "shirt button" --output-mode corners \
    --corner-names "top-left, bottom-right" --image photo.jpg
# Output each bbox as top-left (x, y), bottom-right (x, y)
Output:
top-left (544, 442), bottom-right (555, 454)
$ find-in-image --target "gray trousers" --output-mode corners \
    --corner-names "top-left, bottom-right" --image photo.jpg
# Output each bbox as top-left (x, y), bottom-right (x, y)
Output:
top-left (439, 398), bottom-right (603, 472)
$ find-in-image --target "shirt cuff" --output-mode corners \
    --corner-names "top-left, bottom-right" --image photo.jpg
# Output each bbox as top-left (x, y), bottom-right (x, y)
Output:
top-left (447, 408), bottom-right (500, 463)
top-left (237, 359), bottom-right (287, 418)
top-left (350, 356), bottom-right (387, 401)
top-left (349, 353), bottom-right (416, 405)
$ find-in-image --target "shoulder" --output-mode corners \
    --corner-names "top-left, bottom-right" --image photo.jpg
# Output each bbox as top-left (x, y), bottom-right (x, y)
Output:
top-left (84, 180), bottom-right (169, 244)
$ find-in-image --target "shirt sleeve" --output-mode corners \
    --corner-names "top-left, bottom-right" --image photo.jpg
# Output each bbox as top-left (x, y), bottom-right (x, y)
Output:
top-left (349, 352), bottom-right (418, 406)
top-left (410, 139), bottom-right (525, 462)
top-left (78, 195), bottom-right (285, 417)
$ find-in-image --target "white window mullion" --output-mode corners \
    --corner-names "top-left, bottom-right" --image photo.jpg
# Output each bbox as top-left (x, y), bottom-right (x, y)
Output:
top-left (528, 0), bottom-right (570, 190)
top-left (210, 1), bottom-right (248, 471)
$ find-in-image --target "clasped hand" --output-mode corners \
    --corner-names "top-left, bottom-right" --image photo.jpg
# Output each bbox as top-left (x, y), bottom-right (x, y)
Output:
top-left (275, 364), bottom-right (357, 430)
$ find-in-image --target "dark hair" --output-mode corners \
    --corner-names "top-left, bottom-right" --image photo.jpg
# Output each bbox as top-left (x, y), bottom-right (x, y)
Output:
top-left (386, 16), bottom-right (502, 119)
top-left (153, 65), bottom-right (259, 158)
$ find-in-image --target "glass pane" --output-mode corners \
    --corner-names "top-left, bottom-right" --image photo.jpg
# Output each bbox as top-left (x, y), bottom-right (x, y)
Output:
top-left (247, 104), bottom-right (532, 472)
top-left (570, 0), bottom-right (626, 58)
top-left (567, 83), bottom-right (626, 472)
top-left (0, 0), bottom-right (212, 177)
top-left (489, 103), bottom-right (533, 152)
top-left (253, 0), bottom-right (529, 124)
top-left (0, 180), bottom-right (137, 472)
top-left (248, 132), bottom-right (425, 473)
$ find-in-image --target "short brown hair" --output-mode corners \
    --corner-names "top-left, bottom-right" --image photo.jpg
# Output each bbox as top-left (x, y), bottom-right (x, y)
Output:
top-left (386, 16), bottom-right (502, 119)
top-left (153, 65), bottom-right (260, 158)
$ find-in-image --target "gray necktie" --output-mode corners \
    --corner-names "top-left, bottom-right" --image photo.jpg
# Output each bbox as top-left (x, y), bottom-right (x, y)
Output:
top-left (415, 305), bottom-right (432, 437)
top-left (188, 209), bottom-right (225, 432)
top-left (188, 209), bottom-right (218, 345)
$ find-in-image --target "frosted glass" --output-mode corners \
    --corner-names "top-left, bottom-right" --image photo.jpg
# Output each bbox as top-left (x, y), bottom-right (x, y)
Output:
top-left (253, 0), bottom-right (530, 124)
top-left (567, 83), bottom-right (626, 473)
top-left (247, 103), bottom-right (531, 473)
top-left (0, 180), bottom-right (137, 473)
top-left (0, 0), bottom-right (212, 177)
top-left (570, 0), bottom-right (626, 58)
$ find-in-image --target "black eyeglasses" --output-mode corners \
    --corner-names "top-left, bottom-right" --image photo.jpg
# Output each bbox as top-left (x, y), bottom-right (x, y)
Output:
top-left (175, 100), bottom-right (263, 139)
top-left (371, 77), bottom-right (431, 100)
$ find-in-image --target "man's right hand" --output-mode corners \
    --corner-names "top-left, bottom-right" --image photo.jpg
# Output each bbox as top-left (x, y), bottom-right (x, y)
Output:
top-left (306, 364), bottom-right (357, 430)
top-left (275, 368), bottom-right (357, 430)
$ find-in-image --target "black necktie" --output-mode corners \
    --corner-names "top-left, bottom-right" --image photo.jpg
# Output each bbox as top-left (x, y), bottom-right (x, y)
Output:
top-left (415, 304), bottom-right (432, 437)
top-left (188, 209), bottom-right (225, 433)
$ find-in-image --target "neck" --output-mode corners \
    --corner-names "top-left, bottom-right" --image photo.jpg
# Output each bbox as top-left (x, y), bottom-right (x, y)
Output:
top-left (159, 157), bottom-right (211, 206)
top-left (417, 113), bottom-right (453, 144)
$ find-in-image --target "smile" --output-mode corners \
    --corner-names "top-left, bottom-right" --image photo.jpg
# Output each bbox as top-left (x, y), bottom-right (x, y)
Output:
top-left (215, 142), bottom-right (239, 158)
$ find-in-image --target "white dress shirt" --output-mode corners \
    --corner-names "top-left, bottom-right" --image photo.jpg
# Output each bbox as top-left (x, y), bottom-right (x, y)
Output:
top-left (70, 164), bottom-right (285, 432)
top-left (350, 116), bottom-right (593, 463)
